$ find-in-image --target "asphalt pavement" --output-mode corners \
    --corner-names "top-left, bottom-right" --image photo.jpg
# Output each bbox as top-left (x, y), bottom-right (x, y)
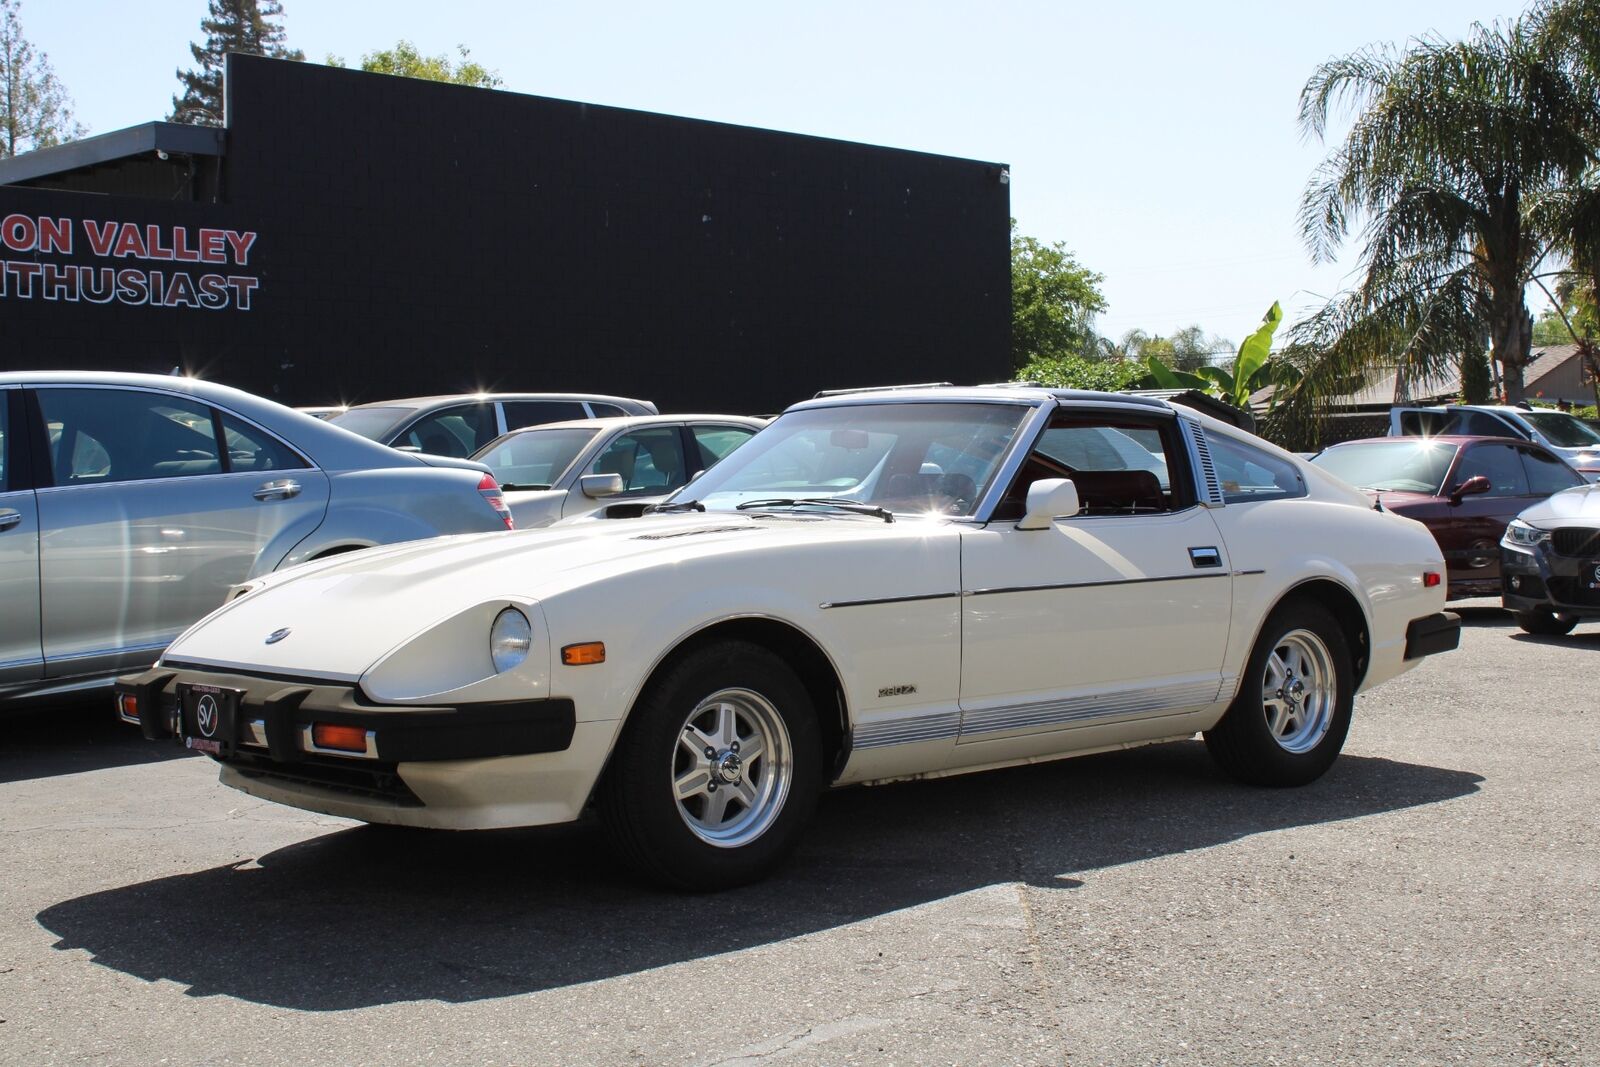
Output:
top-left (1, 604), bottom-right (1595, 1065)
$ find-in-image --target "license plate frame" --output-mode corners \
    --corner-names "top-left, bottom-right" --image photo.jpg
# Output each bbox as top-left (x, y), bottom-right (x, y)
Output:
top-left (177, 683), bottom-right (243, 757)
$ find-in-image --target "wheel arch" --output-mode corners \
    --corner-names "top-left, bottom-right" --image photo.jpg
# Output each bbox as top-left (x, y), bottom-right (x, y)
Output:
top-left (1270, 577), bottom-right (1372, 688)
top-left (627, 615), bottom-right (851, 780)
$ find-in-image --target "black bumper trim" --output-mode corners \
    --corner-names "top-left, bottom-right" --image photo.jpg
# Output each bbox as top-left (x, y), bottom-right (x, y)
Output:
top-left (115, 666), bottom-right (576, 763)
top-left (1404, 612), bottom-right (1461, 661)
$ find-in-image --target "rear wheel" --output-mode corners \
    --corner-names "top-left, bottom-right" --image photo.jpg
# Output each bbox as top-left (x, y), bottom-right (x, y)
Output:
top-left (1204, 598), bottom-right (1354, 787)
top-left (600, 640), bottom-right (822, 890)
top-left (1514, 608), bottom-right (1577, 636)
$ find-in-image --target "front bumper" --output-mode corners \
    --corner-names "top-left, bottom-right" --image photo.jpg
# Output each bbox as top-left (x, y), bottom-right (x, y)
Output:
top-left (113, 664), bottom-right (605, 829)
top-left (1501, 544), bottom-right (1600, 619)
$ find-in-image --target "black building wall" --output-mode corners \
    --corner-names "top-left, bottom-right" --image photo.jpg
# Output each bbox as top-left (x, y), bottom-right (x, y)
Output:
top-left (0, 55), bottom-right (1010, 413)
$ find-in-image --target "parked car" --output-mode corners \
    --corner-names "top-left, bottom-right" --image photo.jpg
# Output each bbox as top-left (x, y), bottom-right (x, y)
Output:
top-left (1390, 403), bottom-right (1600, 481)
top-left (119, 385), bottom-right (1456, 889)
top-left (1500, 484), bottom-right (1600, 634)
top-left (0, 372), bottom-right (513, 704)
top-left (1310, 435), bottom-right (1585, 598)
top-left (471, 415), bottom-right (766, 527)
top-left (328, 393), bottom-right (658, 459)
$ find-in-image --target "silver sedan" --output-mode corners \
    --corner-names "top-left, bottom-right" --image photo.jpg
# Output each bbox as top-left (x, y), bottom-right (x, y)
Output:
top-left (0, 372), bottom-right (513, 704)
top-left (471, 415), bottom-right (765, 527)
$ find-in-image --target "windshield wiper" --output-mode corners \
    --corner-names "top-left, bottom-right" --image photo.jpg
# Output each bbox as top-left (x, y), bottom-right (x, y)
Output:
top-left (645, 499), bottom-right (706, 513)
top-left (498, 482), bottom-right (550, 491)
top-left (735, 498), bottom-right (894, 522)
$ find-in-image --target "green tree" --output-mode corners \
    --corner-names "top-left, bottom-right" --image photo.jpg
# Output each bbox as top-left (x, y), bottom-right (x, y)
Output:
top-left (1010, 220), bottom-right (1107, 369)
top-left (327, 41), bottom-right (502, 89)
top-left (1286, 0), bottom-right (1600, 440)
top-left (0, 0), bottom-right (83, 157)
top-left (172, 0), bottom-right (303, 126)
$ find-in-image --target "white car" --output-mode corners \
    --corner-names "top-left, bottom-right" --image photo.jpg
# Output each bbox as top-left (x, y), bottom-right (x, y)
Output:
top-left (119, 386), bottom-right (1459, 889)
top-left (470, 415), bottom-right (765, 527)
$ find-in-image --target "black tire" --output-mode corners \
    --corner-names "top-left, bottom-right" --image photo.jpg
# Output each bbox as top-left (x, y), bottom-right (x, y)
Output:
top-left (600, 639), bottom-right (823, 891)
top-left (1514, 608), bottom-right (1577, 636)
top-left (1204, 597), bottom-right (1354, 787)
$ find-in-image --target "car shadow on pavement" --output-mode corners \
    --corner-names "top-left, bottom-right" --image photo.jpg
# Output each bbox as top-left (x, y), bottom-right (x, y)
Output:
top-left (36, 742), bottom-right (1482, 1011)
top-left (0, 699), bottom-right (190, 786)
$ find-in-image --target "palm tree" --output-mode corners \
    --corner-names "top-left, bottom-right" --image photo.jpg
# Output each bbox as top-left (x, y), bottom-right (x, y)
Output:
top-left (1283, 0), bottom-right (1600, 446)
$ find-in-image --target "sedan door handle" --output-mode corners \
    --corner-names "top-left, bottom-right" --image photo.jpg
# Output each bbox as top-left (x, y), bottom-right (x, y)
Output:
top-left (0, 509), bottom-right (21, 532)
top-left (253, 479), bottom-right (302, 501)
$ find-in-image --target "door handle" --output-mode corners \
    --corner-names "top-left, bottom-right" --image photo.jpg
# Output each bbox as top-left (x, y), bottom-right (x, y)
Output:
top-left (1189, 546), bottom-right (1222, 568)
top-left (0, 509), bottom-right (21, 532)
top-left (253, 479), bottom-right (302, 501)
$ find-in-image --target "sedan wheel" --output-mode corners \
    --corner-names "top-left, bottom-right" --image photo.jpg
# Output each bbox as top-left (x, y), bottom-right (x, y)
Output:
top-left (601, 639), bottom-right (821, 890)
top-left (1205, 597), bottom-right (1354, 787)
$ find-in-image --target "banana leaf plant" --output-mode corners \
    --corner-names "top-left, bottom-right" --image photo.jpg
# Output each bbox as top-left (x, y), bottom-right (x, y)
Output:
top-left (1139, 302), bottom-right (1301, 410)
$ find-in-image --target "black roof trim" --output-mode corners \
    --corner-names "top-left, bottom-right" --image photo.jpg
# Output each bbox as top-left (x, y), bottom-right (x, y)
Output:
top-left (0, 122), bottom-right (224, 186)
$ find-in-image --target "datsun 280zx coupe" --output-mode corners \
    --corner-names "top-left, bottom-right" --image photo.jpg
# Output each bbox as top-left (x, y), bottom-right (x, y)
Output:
top-left (118, 386), bottom-right (1460, 889)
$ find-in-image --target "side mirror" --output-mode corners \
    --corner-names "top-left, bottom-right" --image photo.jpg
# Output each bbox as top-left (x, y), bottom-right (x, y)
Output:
top-left (579, 473), bottom-right (626, 499)
top-left (1017, 478), bottom-right (1080, 530)
top-left (1448, 474), bottom-right (1490, 505)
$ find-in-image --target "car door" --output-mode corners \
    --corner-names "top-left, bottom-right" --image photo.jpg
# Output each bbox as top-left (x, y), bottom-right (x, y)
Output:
top-left (1440, 442), bottom-right (1531, 586)
top-left (563, 425), bottom-right (690, 517)
top-left (31, 386), bottom-right (330, 679)
top-left (957, 408), bottom-right (1233, 756)
top-left (0, 387), bottom-right (42, 688)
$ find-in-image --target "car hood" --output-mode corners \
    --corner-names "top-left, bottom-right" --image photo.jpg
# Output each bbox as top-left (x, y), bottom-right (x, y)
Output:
top-left (1520, 484), bottom-right (1600, 527)
top-left (163, 511), bottom-right (938, 679)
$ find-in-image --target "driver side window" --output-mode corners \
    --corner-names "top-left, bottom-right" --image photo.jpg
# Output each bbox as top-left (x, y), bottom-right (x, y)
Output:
top-left (994, 411), bottom-right (1189, 520)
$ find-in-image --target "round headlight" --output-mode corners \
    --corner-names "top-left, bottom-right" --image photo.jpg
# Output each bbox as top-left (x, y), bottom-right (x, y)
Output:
top-left (490, 608), bottom-right (532, 673)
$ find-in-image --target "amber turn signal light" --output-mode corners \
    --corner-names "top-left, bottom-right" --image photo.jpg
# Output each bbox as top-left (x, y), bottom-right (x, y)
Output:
top-left (312, 723), bottom-right (368, 753)
top-left (561, 641), bottom-right (606, 666)
top-left (116, 693), bottom-right (139, 723)
top-left (1423, 571), bottom-right (1442, 588)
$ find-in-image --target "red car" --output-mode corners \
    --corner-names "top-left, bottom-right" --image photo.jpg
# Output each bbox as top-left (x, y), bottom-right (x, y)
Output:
top-left (1311, 436), bottom-right (1585, 598)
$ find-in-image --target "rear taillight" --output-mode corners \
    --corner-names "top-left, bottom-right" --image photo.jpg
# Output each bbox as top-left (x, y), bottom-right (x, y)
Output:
top-left (478, 473), bottom-right (514, 530)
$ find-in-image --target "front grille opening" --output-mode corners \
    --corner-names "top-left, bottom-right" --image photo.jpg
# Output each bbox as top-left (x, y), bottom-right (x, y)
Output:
top-left (228, 750), bottom-right (423, 807)
top-left (1551, 527), bottom-right (1600, 557)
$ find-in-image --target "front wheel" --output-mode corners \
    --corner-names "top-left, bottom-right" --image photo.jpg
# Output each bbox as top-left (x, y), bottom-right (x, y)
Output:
top-left (1514, 608), bottom-right (1577, 636)
top-left (599, 640), bottom-right (822, 890)
top-left (1204, 598), bottom-right (1354, 787)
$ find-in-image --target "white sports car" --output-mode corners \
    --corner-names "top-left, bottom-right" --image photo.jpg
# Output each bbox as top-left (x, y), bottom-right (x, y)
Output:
top-left (118, 386), bottom-right (1460, 889)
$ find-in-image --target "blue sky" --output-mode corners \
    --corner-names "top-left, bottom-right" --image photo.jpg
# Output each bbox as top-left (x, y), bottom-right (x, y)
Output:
top-left (24, 0), bottom-right (1532, 350)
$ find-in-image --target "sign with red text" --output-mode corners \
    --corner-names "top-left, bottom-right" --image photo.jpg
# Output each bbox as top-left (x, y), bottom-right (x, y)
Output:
top-left (0, 214), bottom-right (259, 310)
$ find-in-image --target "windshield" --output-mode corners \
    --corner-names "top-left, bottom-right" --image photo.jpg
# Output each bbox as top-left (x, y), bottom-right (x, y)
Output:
top-left (474, 426), bottom-right (600, 489)
top-left (327, 405), bottom-right (414, 442)
top-left (678, 401), bottom-right (1029, 516)
top-left (1311, 440), bottom-right (1458, 494)
top-left (1521, 410), bottom-right (1600, 448)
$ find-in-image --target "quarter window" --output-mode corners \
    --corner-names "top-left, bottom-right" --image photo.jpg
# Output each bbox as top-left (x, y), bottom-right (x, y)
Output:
top-left (1208, 433), bottom-right (1306, 504)
top-left (219, 413), bottom-right (308, 472)
top-left (36, 388), bottom-right (221, 485)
